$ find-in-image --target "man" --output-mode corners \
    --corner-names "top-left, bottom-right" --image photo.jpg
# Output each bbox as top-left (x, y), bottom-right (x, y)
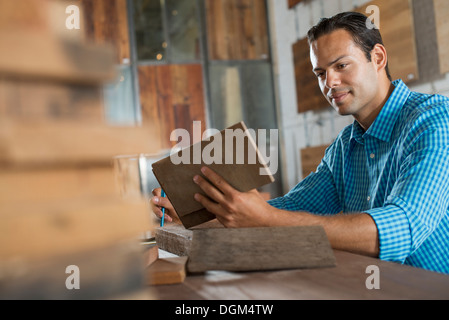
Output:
top-left (151, 12), bottom-right (449, 274)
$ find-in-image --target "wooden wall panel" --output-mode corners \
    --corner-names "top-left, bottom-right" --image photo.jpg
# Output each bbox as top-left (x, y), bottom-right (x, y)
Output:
top-left (138, 64), bottom-right (207, 149)
top-left (206, 0), bottom-right (269, 60)
top-left (288, 0), bottom-right (303, 9)
top-left (81, 0), bottom-right (130, 64)
top-left (300, 144), bottom-right (329, 177)
top-left (412, 0), bottom-right (440, 83)
top-left (434, 0), bottom-right (449, 74)
top-left (355, 0), bottom-right (419, 82)
top-left (292, 38), bottom-right (328, 113)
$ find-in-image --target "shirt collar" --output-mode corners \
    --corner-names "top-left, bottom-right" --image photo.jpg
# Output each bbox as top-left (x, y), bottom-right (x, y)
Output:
top-left (351, 79), bottom-right (410, 143)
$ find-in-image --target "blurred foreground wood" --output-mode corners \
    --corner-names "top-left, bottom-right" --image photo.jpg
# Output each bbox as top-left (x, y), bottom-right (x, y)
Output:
top-left (0, 0), bottom-right (158, 299)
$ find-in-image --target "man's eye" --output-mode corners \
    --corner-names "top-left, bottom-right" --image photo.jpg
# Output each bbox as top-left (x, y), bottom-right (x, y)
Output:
top-left (337, 64), bottom-right (347, 69)
top-left (316, 72), bottom-right (325, 78)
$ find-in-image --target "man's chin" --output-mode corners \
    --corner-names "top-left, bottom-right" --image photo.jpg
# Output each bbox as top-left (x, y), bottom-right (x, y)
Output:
top-left (332, 104), bottom-right (351, 116)
top-left (332, 100), bottom-right (356, 116)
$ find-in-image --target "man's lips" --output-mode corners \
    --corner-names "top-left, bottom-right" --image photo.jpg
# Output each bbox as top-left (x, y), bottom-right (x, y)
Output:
top-left (329, 91), bottom-right (349, 103)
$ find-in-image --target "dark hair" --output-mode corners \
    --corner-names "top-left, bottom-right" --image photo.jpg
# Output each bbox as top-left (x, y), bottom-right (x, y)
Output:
top-left (307, 11), bottom-right (392, 81)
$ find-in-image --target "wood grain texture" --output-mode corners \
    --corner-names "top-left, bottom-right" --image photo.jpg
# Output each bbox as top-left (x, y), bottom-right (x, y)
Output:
top-left (155, 220), bottom-right (224, 256)
top-left (355, 0), bottom-right (419, 82)
top-left (147, 256), bottom-right (188, 285)
top-left (81, 0), bottom-right (130, 64)
top-left (0, 29), bottom-right (116, 84)
top-left (143, 244), bottom-right (159, 267)
top-left (0, 197), bottom-right (152, 261)
top-left (0, 167), bottom-right (117, 205)
top-left (300, 144), bottom-right (329, 177)
top-left (206, 0), bottom-right (269, 60)
top-left (0, 120), bottom-right (161, 167)
top-left (434, 0), bottom-right (449, 74)
top-left (0, 238), bottom-right (148, 300)
top-left (138, 64), bottom-right (206, 150)
top-left (0, 0), bottom-right (50, 33)
top-left (154, 249), bottom-right (449, 300)
top-left (186, 226), bottom-right (336, 273)
top-left (292, 37), bottom-right (329, 113)
top-left (0, 78), bottom-right (104, 123)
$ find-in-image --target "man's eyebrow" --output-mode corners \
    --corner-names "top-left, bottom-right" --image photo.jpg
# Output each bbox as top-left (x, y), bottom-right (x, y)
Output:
top-left (313, 55), bottom-right (348, 72)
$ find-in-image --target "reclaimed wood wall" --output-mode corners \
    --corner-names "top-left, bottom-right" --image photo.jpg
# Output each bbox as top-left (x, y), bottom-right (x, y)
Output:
top-left (138, 64), bottom-right (207, 149)
top-left (205, 0), bottom-right (269, 60)
top-left (81, 0), bottom-right (130, 64)
top-left (292, 38), bottom-right (328, 113)
top-left (355, 0), bottom-right (419, 82)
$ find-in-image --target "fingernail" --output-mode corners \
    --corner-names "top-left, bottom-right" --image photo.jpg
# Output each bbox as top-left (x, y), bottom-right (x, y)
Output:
top-left (194, 193), bottom-right (200, 201)
top-left (153, 197), bottom-right (159, 204)
top-left (193, 175), bottom-right (199, 183)
top-left (201, 167), bottom-right (207, 174)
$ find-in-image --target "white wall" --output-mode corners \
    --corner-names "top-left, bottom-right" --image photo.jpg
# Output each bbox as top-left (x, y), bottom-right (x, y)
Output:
top-left (267, 0), bottom-right (449, 193)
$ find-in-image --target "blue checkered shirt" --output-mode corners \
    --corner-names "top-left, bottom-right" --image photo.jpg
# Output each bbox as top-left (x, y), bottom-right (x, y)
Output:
top-left (269, 80), bottom-right (449, 274)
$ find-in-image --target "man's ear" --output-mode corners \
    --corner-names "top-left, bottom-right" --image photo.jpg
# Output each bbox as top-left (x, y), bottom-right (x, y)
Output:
top-left (371, 44), bottom-right (388, 74)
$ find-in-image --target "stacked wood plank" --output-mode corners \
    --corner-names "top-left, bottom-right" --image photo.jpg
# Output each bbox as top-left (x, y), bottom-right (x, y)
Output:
top-left (0, 0), bottom-right (158, 299)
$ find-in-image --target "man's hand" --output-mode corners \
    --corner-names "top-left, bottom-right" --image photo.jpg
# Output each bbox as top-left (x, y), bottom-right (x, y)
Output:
top-left (191, 167), bottom-right (379, 256)
top-left (193, 166), bottom-right (274, 228)
top-left (150, 188), bottom-right (180, 224)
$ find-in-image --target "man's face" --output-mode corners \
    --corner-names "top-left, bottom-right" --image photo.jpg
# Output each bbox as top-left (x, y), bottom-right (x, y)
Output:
top-left (310, 29), bottom-right (380, 117)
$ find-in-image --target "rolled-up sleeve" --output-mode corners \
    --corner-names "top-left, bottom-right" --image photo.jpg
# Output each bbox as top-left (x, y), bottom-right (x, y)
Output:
top-left (366, 118), bottom-right (449, 263)
top-left (366, 203), bottom-right (412, 262)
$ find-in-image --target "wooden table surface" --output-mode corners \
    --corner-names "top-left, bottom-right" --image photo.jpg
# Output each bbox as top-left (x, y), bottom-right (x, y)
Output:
top-left (152, 250), bottom-right (449, 300)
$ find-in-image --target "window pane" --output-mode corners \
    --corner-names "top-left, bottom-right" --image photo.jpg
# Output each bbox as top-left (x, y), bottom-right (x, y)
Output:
top-left (208, 62), bottom-right (277, 131)
top-left (209, 64), bottom-right (244, 130)
top-left (133, 0), bottom-right (166, 61)
top-left (166, 0), bottom-right (201, 61)
top-left (239, 63), bottom-right (277, 130)
top-left (104, 65), bottom-right (138, 125)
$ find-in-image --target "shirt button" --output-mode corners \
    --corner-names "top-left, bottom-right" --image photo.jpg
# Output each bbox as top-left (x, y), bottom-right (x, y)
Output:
top-left (370, 153), bottom-right (375, 159)
top-left (367, 196), bottom-right (371, 201)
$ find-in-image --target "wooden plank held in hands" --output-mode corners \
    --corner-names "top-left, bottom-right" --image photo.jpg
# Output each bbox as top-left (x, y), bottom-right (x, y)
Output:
top-left (152, 122), bottom-right (274, 229)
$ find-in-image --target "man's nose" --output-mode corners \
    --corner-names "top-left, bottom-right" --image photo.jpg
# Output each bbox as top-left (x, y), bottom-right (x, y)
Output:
top-left (325, 70), bottom-right (341, 89)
